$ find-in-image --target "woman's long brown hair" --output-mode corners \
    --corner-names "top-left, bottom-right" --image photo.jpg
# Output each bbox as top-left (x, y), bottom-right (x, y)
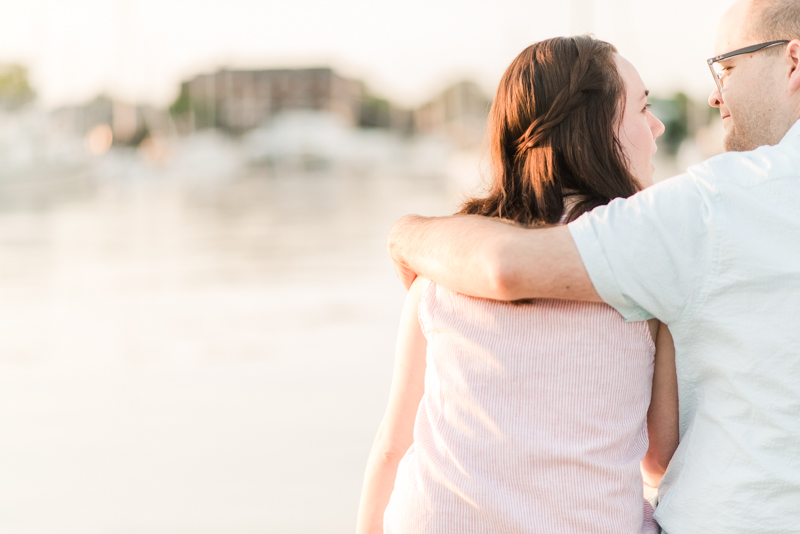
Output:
top-left (461, 36), bottom-right (640, 225)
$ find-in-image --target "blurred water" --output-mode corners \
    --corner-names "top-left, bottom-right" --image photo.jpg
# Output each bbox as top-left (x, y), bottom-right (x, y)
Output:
top-left (0, 163), bottom-right (460, 533)
top-left (0, 113), bottom-right (693, 531)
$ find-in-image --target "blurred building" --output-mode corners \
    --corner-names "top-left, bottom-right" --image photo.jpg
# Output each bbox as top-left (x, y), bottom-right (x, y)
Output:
top-left (172, 68), bottom-right (369, 134)
top-left (415, 81), bottom-right (491, 148)
top-left (50, 97), bottom-right (113, 139)
top-left (171, 67), bottom-right (417, 136)
top-left (49, 96), bottom-right (169, 151)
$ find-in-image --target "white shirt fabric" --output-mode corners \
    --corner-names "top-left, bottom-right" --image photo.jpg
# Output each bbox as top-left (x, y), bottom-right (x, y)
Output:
top-left (568, 120), bottom-right (800, 534)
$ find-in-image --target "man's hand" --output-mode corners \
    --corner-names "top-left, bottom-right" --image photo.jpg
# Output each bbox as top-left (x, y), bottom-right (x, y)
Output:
top-left (387, 215), bottom-right (423, 290)
top-left (386, 213), bottom-right (600, 302)
top-left (393, 262), bottom-right (418, 291)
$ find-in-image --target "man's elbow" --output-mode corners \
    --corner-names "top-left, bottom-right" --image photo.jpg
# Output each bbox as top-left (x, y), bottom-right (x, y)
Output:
top-left (481, 224), bottom-right (553, 302)
top-left (387, 215), bottom-right (422, 252)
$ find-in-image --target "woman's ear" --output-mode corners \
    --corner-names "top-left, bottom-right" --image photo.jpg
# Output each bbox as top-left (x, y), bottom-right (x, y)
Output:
top-left (786, 40), bottom-right (800, 93)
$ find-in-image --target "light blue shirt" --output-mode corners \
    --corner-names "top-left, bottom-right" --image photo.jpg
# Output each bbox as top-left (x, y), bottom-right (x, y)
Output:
top-left (569, 120), bottom-right (800, 534)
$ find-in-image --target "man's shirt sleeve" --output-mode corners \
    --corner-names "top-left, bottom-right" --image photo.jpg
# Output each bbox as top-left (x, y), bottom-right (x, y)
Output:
top-left (568, 173), bottom-right (716, 324)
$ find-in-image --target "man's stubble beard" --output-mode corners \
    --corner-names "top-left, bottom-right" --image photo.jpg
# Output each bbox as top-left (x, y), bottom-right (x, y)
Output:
top-left (723, 77), bottom-right (783, 152)
top-left (723, 109), bottom-right (775, 152)
top-left (724, 123), bottom-right (760, 152)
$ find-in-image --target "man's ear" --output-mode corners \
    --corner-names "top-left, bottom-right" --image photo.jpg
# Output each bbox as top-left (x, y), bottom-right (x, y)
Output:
top-left (786, 39), bottom-right (800, 93)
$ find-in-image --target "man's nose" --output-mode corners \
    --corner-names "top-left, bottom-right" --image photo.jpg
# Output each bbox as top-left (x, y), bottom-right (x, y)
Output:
top-left (708, 87), bottom-right (724, 108)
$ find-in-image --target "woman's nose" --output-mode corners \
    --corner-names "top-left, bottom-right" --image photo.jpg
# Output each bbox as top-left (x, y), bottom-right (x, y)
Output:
top-left (651, 115), bottom-right (666, 139)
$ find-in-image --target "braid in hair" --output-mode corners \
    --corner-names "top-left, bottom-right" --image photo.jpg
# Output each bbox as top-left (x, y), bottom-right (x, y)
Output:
top-left (515, 50), bottom-right (599, 154)
top-left (460, 35), bottom-right (640, 227)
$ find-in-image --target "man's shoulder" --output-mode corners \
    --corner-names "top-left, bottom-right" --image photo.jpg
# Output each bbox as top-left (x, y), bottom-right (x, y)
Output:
top-left (686, 140), bottom-right (800, 190)
top-left (624, 171), bottom-right (706, 209)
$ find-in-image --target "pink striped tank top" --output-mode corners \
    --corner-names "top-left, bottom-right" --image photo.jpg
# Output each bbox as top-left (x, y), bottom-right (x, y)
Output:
top-left (384, 282), bottom-right (658, 534)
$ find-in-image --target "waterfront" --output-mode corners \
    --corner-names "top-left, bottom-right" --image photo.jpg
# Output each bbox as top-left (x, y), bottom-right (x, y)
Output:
top-left (0, 0), bottom-right (732, 529)
top-left (0, 163), bottom-right (460, 533)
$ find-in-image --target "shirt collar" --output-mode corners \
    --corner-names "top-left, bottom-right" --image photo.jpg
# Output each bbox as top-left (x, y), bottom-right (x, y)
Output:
top-left (780, 119), bottom-right (800, 144)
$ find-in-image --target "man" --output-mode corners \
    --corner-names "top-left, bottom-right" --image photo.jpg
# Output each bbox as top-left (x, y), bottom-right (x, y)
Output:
top-left (386, 0), bottom-right (800, 532)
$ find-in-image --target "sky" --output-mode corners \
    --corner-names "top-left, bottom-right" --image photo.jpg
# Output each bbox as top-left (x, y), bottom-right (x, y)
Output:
top-left (0, 0), bottom-right (735, 109)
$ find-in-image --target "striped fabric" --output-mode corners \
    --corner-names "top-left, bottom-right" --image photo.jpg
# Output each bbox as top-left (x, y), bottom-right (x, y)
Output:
top-left (384, 282), bottom-right (658, 534)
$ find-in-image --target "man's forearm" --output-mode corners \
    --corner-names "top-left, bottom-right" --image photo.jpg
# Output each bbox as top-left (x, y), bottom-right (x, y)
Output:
top-left (387, 214), bottom-right (600, 302)
top-left (387, 214), bottom-right (508, 297)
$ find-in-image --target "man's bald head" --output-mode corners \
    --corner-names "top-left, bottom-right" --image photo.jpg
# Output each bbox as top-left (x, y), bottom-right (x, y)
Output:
top-left (745, 0), bottom-right (800, 44)
top-left (710, 0), bottom-right (800, 151)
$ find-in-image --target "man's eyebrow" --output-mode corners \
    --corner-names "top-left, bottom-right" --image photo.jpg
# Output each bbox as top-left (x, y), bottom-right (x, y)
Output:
top-left (641, 90), bottom-right (650, 100)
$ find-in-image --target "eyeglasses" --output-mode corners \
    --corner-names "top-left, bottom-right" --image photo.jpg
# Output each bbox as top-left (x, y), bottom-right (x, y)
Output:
top-left (707, 40), bottom-right (790, 93)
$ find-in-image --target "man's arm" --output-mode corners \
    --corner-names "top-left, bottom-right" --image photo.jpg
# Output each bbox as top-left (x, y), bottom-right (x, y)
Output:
top-left (387, 214), bottom-right (600, 302)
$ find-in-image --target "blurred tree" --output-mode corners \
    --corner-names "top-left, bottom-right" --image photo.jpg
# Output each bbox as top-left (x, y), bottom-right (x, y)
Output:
top-left (651, 92), bottom-right (690, 156)
top-left (169, 85), bottom-right (216, 130)
top-left (0, 64), bottom-right (35, 109)
top-left (169, 86), bottom-right (192, 116)
top-left (359, 94), bottom-right (392, 128)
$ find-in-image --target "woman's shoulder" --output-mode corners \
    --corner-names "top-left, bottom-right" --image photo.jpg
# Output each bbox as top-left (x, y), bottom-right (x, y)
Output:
top-left (409, 276), bottom-right (430, 297)
top-left (422, 286), bottom-right (652, 348)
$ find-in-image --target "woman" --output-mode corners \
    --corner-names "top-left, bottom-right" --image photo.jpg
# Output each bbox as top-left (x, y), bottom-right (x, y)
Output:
top-left (357, 36), bottom-right (678, 534)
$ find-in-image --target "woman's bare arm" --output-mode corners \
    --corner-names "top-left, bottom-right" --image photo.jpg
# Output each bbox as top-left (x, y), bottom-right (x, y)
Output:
top-left (387, 214), bottom-right (600, 302)
top-left (356, 278), bottom-right (429, 534)
top-left (642, 322), bottom-right (679, 492)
